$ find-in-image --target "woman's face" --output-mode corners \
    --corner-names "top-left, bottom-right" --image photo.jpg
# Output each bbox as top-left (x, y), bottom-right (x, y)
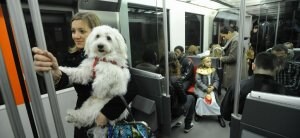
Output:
top-left (220, 32), bottom-right (232, 40)
top-left (71, 20), bottom-right (92, 49)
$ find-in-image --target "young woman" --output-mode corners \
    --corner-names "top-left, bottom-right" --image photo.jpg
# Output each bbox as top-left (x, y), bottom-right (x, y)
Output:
top-left (219, 26), bottom-right (248, 90)
top-left (158, 52), bottom-right (195, 133)
top-left (32, 12), bottom-right (137, 138)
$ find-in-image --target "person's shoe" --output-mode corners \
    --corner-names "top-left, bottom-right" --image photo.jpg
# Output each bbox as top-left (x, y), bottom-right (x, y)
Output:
top-left (174, 121), bottom-right (182, 127)
top-left (194, 115), bottom-right (201, 122)
top-left (218, 116), bottom-right (226, 128)
top-left (184, 122), bottom-right (194, 133)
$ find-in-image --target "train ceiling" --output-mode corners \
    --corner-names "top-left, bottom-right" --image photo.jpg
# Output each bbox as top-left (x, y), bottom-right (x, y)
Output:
top-left (179, 0), bottom-right (300, 19)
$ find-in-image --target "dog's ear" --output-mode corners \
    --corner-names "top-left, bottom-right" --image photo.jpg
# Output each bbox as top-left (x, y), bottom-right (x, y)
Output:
top-left (113, 28), bottom-right (128, 59)
top-left (84, 29), bottom-right (94, 57)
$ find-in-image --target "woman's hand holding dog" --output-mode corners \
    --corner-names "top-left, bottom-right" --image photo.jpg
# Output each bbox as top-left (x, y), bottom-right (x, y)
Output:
top-left (32, 47), bottom-right (62, 83)
top-left (95, 112), bottom-right (108, 127)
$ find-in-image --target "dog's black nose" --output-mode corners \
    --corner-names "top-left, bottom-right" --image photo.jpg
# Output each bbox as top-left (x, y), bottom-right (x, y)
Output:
top-left (98, 45), bottom-right (104, 50)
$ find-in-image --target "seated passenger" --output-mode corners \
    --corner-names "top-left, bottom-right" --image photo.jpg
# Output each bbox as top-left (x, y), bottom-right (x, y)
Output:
top-left (135, 49), bottom-right (158, 73)
top-left (158, 52), bottom-right (195, 133)
top-left (221, 52), bottom-right (285, 121)
top-left (283, 42), bottom-right (294, 61)
top-left (194, 56), bottom-right (225, 127)
top-left (186, 45), bottom-right (199, 56)
top-left (271, 44), bottom-right (300, 96)
top-left (174, 45), bottom-right (195, 93)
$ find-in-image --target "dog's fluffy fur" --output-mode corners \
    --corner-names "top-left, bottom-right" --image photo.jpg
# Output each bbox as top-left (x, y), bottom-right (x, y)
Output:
top-left (59, 25), bottom-right (130, 128)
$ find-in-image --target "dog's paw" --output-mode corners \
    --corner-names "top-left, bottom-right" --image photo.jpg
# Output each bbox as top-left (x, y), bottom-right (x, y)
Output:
top-left (65, 114), bottom-right (76, 124)
top-left (65, 110), bottom-right (77, 123)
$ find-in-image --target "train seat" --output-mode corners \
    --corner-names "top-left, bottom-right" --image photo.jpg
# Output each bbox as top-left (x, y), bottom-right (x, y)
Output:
top-left (240, 91), bottom-right (300, 138)
top-left (130, 68), bottom-right (172, 135)
top-left (131, 95), bottom-right (157, 131)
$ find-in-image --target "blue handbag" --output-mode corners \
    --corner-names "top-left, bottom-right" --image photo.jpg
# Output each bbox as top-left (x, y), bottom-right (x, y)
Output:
top-left (107, 121), bottom-right (151, 138)
top-left (107, 96), bottom-right (152, 138)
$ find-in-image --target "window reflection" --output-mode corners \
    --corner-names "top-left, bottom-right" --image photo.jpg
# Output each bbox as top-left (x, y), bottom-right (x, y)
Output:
top-left (185, 12), bottom-right (203, 53)
top-left (128, 4), bottom-right (169, 67)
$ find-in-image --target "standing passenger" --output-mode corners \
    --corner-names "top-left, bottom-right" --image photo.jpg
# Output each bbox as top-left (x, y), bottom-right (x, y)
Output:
top-left (174, 45), bottom-right (195, 93)
top-left (32, 12), bottom-right (137, 138)
top-left (219, 27), bottom-right (247, 90)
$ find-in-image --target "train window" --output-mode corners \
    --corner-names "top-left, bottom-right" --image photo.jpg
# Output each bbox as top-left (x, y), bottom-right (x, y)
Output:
top-left (212, 10), bottom-right (239, 45)
top-left (23, 9), bottom-right (73, 93)
top-left (185, 12), bottom-right (204, 53)
top-left (128, 4), bottom-right (169, 67)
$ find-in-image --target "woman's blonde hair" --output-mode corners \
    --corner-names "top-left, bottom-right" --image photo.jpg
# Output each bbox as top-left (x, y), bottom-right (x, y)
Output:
top-left (71, 12), bottom-right (101, 29)
top-left (199, 56), bottom-right (211, 68)
top-left (69, 12), bottom-right (101, 53)
top-left (168, 51), bottom-right (181, 76)
top-left (187, 45), bottom-right (199, 56)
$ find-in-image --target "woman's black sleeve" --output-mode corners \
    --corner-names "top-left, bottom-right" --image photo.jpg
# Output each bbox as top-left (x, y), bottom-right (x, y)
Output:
top-left (173, 80), bottom-right (187, 104)
top-left (101, 79), bottom-right (138, 120)
top-left (55, 71), bottom-right (70, 90)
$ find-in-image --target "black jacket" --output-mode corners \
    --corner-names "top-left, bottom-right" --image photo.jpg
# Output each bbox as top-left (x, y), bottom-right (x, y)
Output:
top-left (179, 55), bottom-right (194, 82)
top-left (169, 75), bottom-right (187, 118)
top-left (221, 74), bottom-right (285, 121)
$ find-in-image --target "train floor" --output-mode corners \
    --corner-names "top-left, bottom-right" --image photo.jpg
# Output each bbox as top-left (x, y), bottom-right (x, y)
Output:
top-left (170, 116), bottom-right (230, 138)
top-left (170, 88), bottom-right (230, 138)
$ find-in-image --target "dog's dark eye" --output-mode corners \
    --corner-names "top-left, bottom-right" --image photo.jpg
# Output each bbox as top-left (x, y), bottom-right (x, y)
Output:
top-left (107, 36), bottom-right (111, 41)
top-left (96, 34), bottom-right (100, 38)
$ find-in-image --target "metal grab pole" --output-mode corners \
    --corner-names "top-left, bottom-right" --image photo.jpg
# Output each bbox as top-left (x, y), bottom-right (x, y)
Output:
top-left (274, 2), bottom-right (280, 45)
top-left (5, 0), bottom-right (50, 137)
top-left (233, 0), bottom-right (245, 116)
top-left (0, 47), bottom-right (26, 138)
top-left (27, 0), bottom-right (66, 137)
top-left (163, 0), bottom-right (169, 96)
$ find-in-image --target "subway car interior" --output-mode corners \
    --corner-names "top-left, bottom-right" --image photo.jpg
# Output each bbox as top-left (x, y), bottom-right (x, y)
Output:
top-left (0, 0), bottom-right (300, 137)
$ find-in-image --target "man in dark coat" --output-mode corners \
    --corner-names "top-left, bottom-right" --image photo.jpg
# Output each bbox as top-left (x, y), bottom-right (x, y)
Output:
top-left (221, 52), bottom-right (285, 121)
top-left (174, 45), bottom-right (195, 93)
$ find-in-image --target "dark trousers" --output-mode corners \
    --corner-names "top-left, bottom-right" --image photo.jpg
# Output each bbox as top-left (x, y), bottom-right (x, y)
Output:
top-left (184, 95), bottom-right (195, 125)
top-left (182, 80), bottom-right (192, 93)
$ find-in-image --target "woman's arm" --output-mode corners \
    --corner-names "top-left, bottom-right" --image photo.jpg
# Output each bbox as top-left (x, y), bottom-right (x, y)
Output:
top-left (212, 71), bottom-right (220, 90)
top-left (32, 47), bottom-right (71, 89)
top-left (32, 47), bottom-right (62, 83)
top-left (100, 78), bottom-right (138, 121)
top-left (173, 80), bottom-right (187, 104)
top-left (220, 41), bottom-right (238, 64)
top-left (195, 73), bottom-right (208, 92)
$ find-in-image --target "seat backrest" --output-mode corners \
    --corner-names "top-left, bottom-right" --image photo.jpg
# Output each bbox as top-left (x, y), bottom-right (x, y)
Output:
top-left (130, 68), bottom-right (165, 97)
top-left (130, 68), bottom-right (172, 136)
top-left (240, 91), bottom-right (300, 138)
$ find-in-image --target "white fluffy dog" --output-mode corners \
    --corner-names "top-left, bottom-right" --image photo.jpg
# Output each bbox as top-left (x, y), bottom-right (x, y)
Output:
top-left (59, 25), bottom-right (130, 128)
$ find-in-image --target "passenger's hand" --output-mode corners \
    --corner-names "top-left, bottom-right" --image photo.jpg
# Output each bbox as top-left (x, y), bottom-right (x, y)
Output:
top-left (209, 86), bottom-right (214, 91)
top-left (95, 112), bottom-right (108, 127)
top-left (32, 47), bottom-right (61, 82)
top-left (220, 57), bottom-right (223, 61)
top-left (207, 86), bottom-right (214, 94)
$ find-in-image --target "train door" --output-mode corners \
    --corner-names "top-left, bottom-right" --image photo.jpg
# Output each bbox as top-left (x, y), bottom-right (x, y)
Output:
top-left (0, 0), bottom-right (78, 137)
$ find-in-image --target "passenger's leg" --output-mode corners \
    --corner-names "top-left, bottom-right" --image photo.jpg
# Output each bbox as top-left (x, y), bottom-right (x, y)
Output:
top-left (184, 95), bottom-right (195, 133)
top-left (214, 91), bottom-right (226, 127)
top-left (182, 81), bottom-right (192, 93)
